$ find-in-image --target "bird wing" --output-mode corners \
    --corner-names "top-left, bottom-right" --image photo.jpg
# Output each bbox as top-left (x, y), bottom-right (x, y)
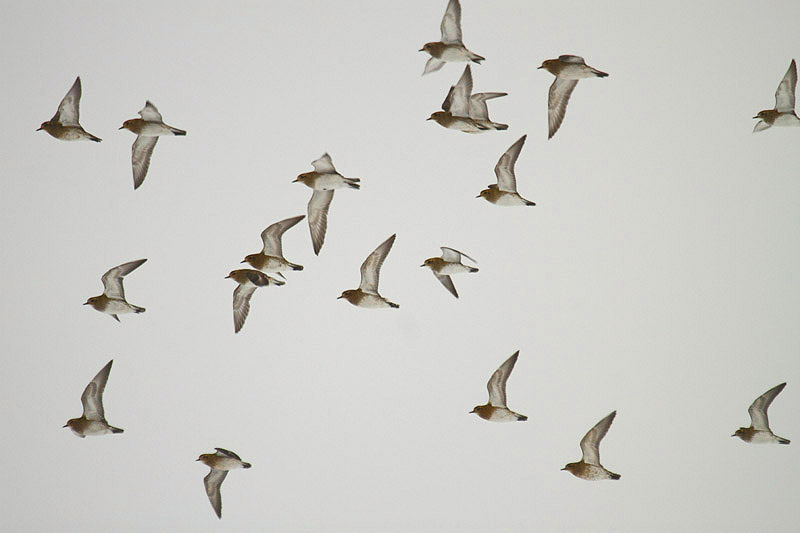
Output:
top-left (753, 120), bottom-right (771, 133)
top-left (444, 66), bottom-right (473, 117)
top-left (487, 351), bottom-right (519, 408)
top-left (440, 247), bottom-right (477, 264)
top-left (51, 76), bottom-right (81, 125)
top-left (101, 259), bottom-right (147, 299)
top-left (423, 57), bottom-right (447, 76)
top-left (80, 360), bottom-right (113, 421)
top-left (132, 136), bottom-right (158, 190)
top-left (748, 382), bottom-right (786, 431)
top-left (260, 215), bottom-right (305, 257)
top-left (203, 469), bottom-right (228, 519)
top-left (359, 234), bottom-right (396, 294)
top-left (215, 448), bottom-right (243, 460)
top-left (468, 92), bottom-right (506, 121)
top-left (440, 0), bottom-right (463, 44)
top-left (580, 411), bottom-right (616, 466)
top-left (433, 272), bottom-right (458, 298)
top-left (548, 78), bottom-right (579, 139)
top-left (232, 283), bottom-right (257, 334)
top-left (308, 190), bottom-right (334, 256)
top-left (775, 59), bottom-right (797, 113)
top-left (311, 153), bottom-right (337, 174)
top-left (138, 100), bottom-right (163, 122)
top-left (494, 135), bottom-right (526, 192)
top-left (558, 55), bottom-right (586, 64)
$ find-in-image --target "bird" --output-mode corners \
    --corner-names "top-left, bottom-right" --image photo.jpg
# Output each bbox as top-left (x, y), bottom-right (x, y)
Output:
top-left (477, 135), bottom-right (535, 206)
top-left (120, 101), bottom-right (186, 189)
top-left (225, 269), bottom-right (285, 333)
top-left (84, 259), bottom-right (147, 322)
top-left (428, 65), bottom-right (507, 133)
top-left (37, 76), bottom-right (102, 142)
top-left (338, 234), bottom-right (399, 308)
top-left (562, 411), bottom-right (621, 480)
top-left (732, 383), bottom-right (790, 444)
top-left (420, 247), bottom-right (478, 298)
top-left (538, 55), bottom-right (608, 139)
top-left (753, 60), bottom-right (799, 132)
top-left (470, 351), bottom-right (527, 422)
top-left (242, 215), bottom-right (305, 274)
top-left (63, 360), bottom-right (124, 438)
top-left (420, 0), bottom-right (484, 75)
top-left (294, 153), bottom-right (360, 255)
top-left (197, 448), bottom-right (252, 519)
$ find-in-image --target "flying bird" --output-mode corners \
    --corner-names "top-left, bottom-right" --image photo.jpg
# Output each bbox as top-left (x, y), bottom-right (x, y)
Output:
top-left (63, 360), bottom-right (124, 438)
top-left (197, 448), bottom-right (252, 519)
top-left (294, 153), bottom-right (360, 255)
top-left (477, 135), bottom-right (535, 206)
top-left (562, 411), bottom-right (621, 480)
top-left (470, 351), bottom-right (527, 422)
top-left (753, 59), bottom-right (799, 132)
top-left (538, 55), bottom-right (608, 139)
top-left (339, 234), bottom-right (399, 308)
top-left (243, 215), bottom-right (305, 274)
top-left (120, 101), bottom-right (186, 189)
top-left (428, 65), bottom-right (507, 133)
top-left (84, 259), bottom-right (147, 322)
top-left (37, 76), bottom-right (102, 142)
top-left (420, 247), bottom-right (478, 298)
top-left (420, 0), bottom-right (484, 75)
top-left (732, 382), bottom-right (790, 444)
top-left (225, 269), bottom-right (284, 333)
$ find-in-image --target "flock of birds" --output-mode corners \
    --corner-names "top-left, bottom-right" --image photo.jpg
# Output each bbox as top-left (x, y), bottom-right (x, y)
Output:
top-left (41, 0), bottom-right (797, 521)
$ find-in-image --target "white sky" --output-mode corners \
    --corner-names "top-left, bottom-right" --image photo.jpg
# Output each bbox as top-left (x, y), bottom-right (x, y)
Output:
top-left (1, 1), bottom-right (799, 531)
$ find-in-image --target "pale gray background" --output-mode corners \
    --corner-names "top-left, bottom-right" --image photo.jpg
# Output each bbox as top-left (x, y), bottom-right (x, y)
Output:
top-left (1, 1), bottom-right (798, 531)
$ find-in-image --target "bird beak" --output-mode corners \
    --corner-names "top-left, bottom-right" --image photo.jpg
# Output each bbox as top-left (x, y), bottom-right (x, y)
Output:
top-left (337, 295), bottom-right (344, 299)
top-left (118, 125), bottom-right (125, 130)
top-left (62, 424), bottom-right (69, 428)
top-left (292, 178), bottom-right (299, 182)
top-left (240, 260), bottom-right (246, 264)
top-left (224, 275), bottom-right (230, 279)
top-left (752, 116), bottom-right (759, 119)
top-left (82, 302), bottom-right (89, 305)
top-left (425, 117), bottom-right (433, 121)
top-left (560, 467), bottom-right (567, 471)
top-left (469, 409), bottom-right (475, 413)
top-left (418, 48), bottom-right (425, 52)
top-left (537, 66), bottom-right (543, 69)
top-left (475, 195), bottom-right (482, 198)
top-left (419, 264), bottom-right (425, 267)
top-left (195, 458), bottom-right (201, 461)
top-left (36, 126), bottom-right (43, 131)
top-left (731, 434), bottom-right (737, 437)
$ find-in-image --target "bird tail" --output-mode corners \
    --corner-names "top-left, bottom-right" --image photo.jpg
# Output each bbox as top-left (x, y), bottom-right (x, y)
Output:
top-left (87, 133), bottom-right (102, 142)
top-left (468, 267), bottom-right (479, 273)
top-left (493, 123), bottom-right (509, 131)
top-left (242, 462), bottom-right (252, 469)
top-left (592, 68), bottom-right (609, 78)
top-left (289, 262), bottom-right (304, 271)
top-left (609, 472), bottom-right (621, 480)
top-left (132, 305), bottom-right (146, 314)
top-left (170, 127), bottom-right (187, 136)
top-left (525, 200), bottom-right (536, 206)
top-left (110, 426), bottom-right (124, 434)
top-left (345, 179), bottom-right (361, 190)
top-left (469, 52), bottom-right (485, 64)
top-left (778, 437), bottom-right (791, 445)
top-left (516, 414), bottom-right (528, 421)
top-left (388, 301), bottom-right (399, 309)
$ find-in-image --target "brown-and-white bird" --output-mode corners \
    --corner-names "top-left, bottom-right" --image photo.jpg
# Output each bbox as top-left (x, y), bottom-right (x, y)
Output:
top-left (477, 135), bottom-right (535, 206)
top-left (120, 101), bottom-right (186, 189)
top-left (562, 411), bottom-right (621, 480)
top-left (338, 234), bottom-right (399, 308)
top-left (420, 0), bottom-right (484, 75)
top-left (242, 215), bottom-right (305, 274)
top-left (84, 259), bottom-right (147, 322)
top-left (753, 60), bottom-right (799, 132)
top-left (470, 351), bottom-right (527, 422)
top-left (196, 448), bottom-right (252, 519)
top-left (538, 55), bottom-right (608, 139)
top-left (421, 247), bottom-right (478, 298)
top-left (63, 360), bottom-right (124, 438)
top-left (225, 269), bottom-right (285, 333)
top-left (428, 65), bottom-right (507, 133)
top-left (294, 153), bottom-right (360, 255)
top-left (732, 382), bottom-right (790, 444)
top-left (37, 76), bottom-right (102, 142)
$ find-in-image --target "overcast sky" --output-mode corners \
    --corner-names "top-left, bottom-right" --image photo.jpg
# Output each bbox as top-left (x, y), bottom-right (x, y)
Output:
top-left (1, 1), bottom-right (799, 531)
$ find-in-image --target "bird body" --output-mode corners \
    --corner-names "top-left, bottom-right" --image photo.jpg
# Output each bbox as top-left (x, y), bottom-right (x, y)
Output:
top-left (120, 101), bottom-right (186, 189)
top-left (562, 411), bottom-right (620, 480)
top-left (429, 66), bottom-right (507, 132)
top-left (733, 382), bottom-right (790, 444)
top-left (243, 215), bottom-right (305, 273)
top-left (471, 351), bottom-right (527, 422)
top-left (197, 448), bottom-right (251, 519)
top-left (420, 0), bottom-right (484, 75)
top-left (478, 135), bottom-right (535, 206)
top-left (539, 55), bottom-right (608, 139)
top-left (422, 247), bottom-right (478, 298)
top-left (64, 360), bottom-right (123, 438)
top-left (38, 77), bottom-right (102, 142)
top-left (84, 259), bottom-right (147, 322)
top-left (226, 269), bottom-right (284, 333)
top-left (339, 234), bottom-right (398, 309)
top-left (753, 60), bottom-right (799, 132)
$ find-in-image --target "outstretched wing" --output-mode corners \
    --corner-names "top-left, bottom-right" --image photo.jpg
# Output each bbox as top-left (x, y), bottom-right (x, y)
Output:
top-left (81, 360), bottom-right (114, 421)
top-left (440, 247), bottom-right (477, 264)
top-left (308, 190), bottom-right (334, 256)
top-left (580, 411), bottom-right (616, 466)
top-left (548, 78), bottom-right (579, 139)
top-left (138, 101), bottom-right (163, 122)
top-left (440, 0), bottom-right (463, 44)
top-left (101, 259), bottom-right (147, 299)
top-left (311, 153), bottom-right (336, 174)
top-left (51, 76), bottom-right (81, 125)
top-left (132, 136), bottom-right (158, 189)
top-left (444, 66), bottom-right (473, 117)
top-left (260, 215), bottom-right (305, 257)
top-left (203, 469), bottom-right (228, 519)
top-left (748, 383), bottom-right (786, 431)
top-left (359, 234), bottom-right (396, 294)
top-left (494, 135), bottom-right (526, 193)
top-left (775, 59), bottom-right (797, 113)
top-left (433, 272), bottom-right (458, 298)
top-left (487, 351), bottom-right (519, 408)
top-left (468, 92), bottom-right (506, 121)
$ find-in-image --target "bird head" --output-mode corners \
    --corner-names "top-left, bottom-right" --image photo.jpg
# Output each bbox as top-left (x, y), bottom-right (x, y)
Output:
top-left (561, 462), bottom-right (579, 473)
top-left (83, 297), bottom-right (98, 306)
top-left (427, 111), bottom-right (446, 122)
top-left (36, 121), bottom-right (50, 132)
top-left (119, 119), bottom-right (136, 131)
